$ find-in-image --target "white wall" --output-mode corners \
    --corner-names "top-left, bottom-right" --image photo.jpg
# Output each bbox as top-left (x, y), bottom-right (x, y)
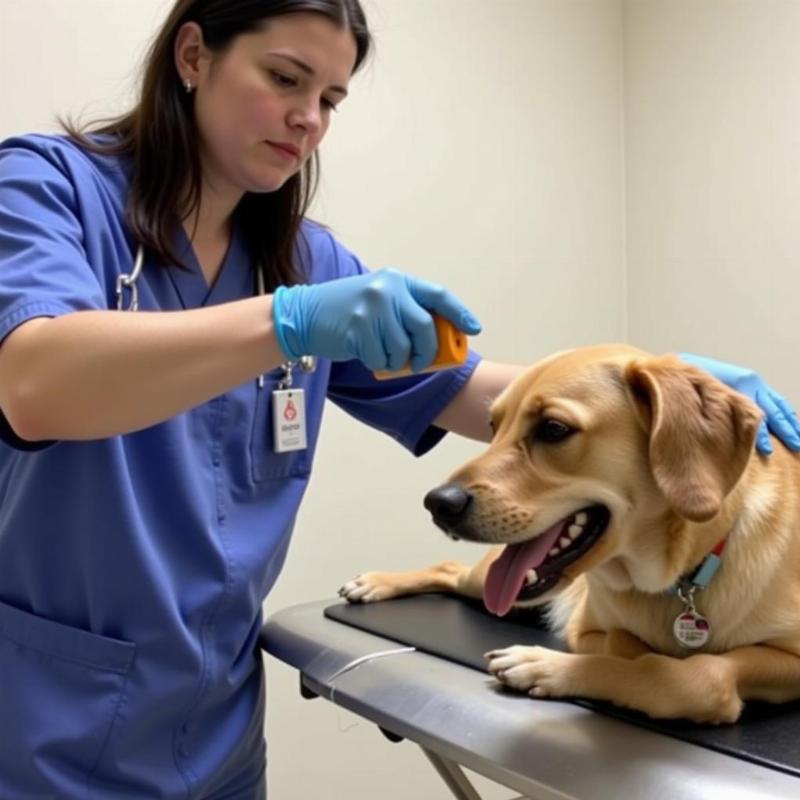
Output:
top-left (13, 0), bottom-right (800, 798)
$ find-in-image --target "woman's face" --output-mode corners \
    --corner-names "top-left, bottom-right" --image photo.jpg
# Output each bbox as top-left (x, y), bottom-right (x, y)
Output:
top-left (188, 13), bottom-right (357, 200)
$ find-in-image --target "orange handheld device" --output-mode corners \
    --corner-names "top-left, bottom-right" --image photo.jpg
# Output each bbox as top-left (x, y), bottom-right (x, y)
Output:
top-left (373, 314), bottom-right (469, 380)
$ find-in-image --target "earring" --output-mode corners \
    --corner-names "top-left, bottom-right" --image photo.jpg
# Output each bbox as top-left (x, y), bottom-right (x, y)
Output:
top-left (183, 78), bottom-right (194, 94)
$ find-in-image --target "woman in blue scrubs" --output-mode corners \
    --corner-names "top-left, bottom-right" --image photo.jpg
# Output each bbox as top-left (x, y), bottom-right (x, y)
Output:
top-left (0, 1), bottom-right (797, 798)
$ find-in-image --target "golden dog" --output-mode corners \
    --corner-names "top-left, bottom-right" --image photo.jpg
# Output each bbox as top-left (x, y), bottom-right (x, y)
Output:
top-left (339, 345), bottom-right (800, 724)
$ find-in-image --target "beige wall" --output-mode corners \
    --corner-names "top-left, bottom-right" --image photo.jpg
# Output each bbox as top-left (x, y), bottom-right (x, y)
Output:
top-left (0, 0), bottom-right (169, 132)
top-left (625, 0), bottom-right (800, 404)
top-left (11, 0), bottom-right (800, 798)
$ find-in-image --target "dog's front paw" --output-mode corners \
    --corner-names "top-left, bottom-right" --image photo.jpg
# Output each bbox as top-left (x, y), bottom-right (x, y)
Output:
top-left (337, 572), bottom-right (402, 604)
top-left (484, 645), bottom-right (578, 698)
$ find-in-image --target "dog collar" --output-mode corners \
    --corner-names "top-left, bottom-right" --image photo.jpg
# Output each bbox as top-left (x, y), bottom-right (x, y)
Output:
top-left (668, 537), bottom-right (727, 649)
top-left (669, 537), bottom-right (728, 594)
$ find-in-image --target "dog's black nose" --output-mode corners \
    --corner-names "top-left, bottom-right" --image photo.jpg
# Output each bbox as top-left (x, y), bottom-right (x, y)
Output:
top-left (423, 483), bottom-right (472, 529)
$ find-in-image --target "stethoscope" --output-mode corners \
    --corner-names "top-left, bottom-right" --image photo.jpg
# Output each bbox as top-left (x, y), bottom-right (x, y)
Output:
top-left (117, 245), bottom-right (317, 383)
top-left (115, 245), bottom-right (145, 311)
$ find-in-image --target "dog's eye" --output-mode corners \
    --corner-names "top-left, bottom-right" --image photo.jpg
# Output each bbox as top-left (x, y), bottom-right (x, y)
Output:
top-left (533, 419), bottom-right (575, 444)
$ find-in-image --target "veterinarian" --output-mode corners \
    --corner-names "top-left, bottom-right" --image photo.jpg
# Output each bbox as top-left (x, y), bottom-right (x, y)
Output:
top-left (0, 1), bottom-right (797, 798)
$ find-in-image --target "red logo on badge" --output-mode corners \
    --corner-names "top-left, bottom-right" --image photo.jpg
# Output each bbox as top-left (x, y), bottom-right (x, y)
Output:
top-left (283, 399), bottom-right (298, 421)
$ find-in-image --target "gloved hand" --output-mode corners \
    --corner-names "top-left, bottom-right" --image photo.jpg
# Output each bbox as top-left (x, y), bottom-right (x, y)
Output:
top-left (679, 353), bottom-right (800, 455)
top-left (272, 268), bottom-right (482, 372)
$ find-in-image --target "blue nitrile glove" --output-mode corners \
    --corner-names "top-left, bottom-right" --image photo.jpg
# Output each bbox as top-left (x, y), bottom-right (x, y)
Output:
top-left (679, 353), bottom-right (800, 455)
top-left (272, 268), bottom-right (482, 372)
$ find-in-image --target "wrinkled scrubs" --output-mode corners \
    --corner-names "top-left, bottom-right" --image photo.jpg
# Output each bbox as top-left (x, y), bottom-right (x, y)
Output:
top-left (0, 135), bottom-right (480, 799)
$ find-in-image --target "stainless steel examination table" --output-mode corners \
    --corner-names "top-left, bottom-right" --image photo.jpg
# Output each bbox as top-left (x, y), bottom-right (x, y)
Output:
top-left (259, 595), bottom-right (800, 800)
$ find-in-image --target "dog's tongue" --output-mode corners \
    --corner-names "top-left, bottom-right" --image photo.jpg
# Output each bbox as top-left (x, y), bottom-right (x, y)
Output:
top-left (484, 520), bottom-right (566, 617)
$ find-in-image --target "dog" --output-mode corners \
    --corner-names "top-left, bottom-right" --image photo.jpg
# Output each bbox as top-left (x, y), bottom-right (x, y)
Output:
top-left (339, 344), bottom-right (800, 724)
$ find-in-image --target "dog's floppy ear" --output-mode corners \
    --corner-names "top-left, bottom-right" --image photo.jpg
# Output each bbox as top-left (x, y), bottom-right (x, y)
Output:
top-left (625, 355), bottom-right (761, 522)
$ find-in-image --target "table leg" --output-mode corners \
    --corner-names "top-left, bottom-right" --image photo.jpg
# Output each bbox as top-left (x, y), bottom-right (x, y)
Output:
top-left (421, 747), bottom-right (484, 800)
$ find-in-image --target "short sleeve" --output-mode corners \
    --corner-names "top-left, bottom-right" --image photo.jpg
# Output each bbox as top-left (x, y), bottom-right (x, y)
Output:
top-left (0, 139), bottom-right (110, 450)
top-left (328, 351), bottom-right (482, 456)
top-left (298, 220), bottom-right (367, 283)
top-left (0, 142), bottom-right (107, 346)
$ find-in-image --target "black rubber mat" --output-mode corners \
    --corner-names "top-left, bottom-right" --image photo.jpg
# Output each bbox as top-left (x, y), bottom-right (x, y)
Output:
top-left (325, 594), bottom-right (800, 778)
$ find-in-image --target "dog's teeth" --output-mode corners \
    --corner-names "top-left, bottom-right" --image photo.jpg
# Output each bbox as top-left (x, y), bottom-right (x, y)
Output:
top-left (575, 512), bottom-right (588, 526)
top-left (568, 524), bottom-right (583, 539)
top-left (559, 536), bottom-right (571, 548)
top-left (549, 547), bottom-right (560, 557)
top-left (525, 569), bottom-right (538, 585)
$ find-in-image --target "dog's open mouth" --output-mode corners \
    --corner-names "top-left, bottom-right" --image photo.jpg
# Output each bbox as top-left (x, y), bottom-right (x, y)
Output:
top-left (484, 505), bottom-right (611, 616)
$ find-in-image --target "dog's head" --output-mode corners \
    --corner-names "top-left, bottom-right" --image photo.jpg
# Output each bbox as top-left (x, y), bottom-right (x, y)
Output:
top-left (424, 345), bottom-right (762, 615)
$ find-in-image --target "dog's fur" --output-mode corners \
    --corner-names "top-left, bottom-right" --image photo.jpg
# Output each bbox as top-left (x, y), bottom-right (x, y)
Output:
top-left (339, 345), bottom-right (800, 724)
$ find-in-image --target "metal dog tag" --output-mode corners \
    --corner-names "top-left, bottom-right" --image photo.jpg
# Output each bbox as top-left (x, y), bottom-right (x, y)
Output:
top-left (673, 609), bottom-right (710, 649)
top-left (672, 582), bottom-right (711, 649)
top-left (272, 389), bottom-right (307, 453)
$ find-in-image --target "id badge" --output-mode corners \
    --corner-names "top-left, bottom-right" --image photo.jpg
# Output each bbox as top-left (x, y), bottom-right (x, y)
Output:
top-left (272, 388), bottom-right (307, 453)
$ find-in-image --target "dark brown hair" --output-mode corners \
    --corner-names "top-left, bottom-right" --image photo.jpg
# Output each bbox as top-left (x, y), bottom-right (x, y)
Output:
top-left (63, 0), bottom-right (371, 288)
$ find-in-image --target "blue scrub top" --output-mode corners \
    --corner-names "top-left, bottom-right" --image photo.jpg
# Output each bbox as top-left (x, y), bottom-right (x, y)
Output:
top-left (0, 134), bottom-right (481, 799)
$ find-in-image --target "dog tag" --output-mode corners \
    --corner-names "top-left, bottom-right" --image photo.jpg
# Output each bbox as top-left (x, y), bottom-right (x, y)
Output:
top-left (673, 610), bottom-right (710, 649)
top-left (272, 389), bottom-right (307, 453)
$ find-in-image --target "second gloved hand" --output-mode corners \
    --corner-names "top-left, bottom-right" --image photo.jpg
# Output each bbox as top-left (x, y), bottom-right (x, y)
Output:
top-left (272, 269), bottom-right (482, 372)
top-left (679, 352), bottom-right (800, 455)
